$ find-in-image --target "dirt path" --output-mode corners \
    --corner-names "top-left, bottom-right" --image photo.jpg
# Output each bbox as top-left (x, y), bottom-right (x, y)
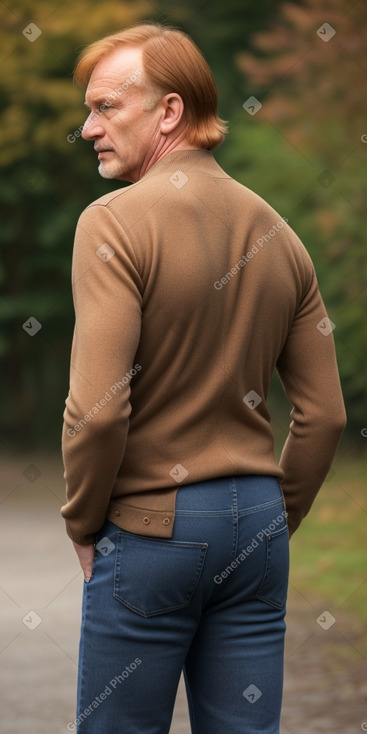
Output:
top-left (0, 456), bottom-right (366, 733)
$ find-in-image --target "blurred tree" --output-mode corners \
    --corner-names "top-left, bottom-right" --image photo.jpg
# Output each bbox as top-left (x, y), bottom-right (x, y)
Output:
top-left (222, 0), bottom-right (367, 436)
top-left (147, 0), bottom-right (287, 112)
top-left (0, 0), bottom-right (150, 446)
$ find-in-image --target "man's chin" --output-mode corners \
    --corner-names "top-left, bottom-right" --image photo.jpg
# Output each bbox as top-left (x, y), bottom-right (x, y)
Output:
top-left (98, 162), bottom-right (117, 179)
top-left (98, 162), bottom-right (127, 181)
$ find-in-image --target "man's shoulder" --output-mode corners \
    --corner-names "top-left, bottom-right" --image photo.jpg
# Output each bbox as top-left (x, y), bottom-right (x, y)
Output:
top-left (85, 184), bottom-right (136, 211)
top-left (79, 157), bottom-right (285, 234)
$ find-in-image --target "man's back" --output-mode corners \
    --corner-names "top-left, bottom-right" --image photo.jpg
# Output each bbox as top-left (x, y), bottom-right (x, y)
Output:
top-left (62, 148), bottom-right (345, 543)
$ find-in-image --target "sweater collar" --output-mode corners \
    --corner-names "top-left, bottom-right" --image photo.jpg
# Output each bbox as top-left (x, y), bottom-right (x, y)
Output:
top-left (138, 148), bottom-right (225, 182)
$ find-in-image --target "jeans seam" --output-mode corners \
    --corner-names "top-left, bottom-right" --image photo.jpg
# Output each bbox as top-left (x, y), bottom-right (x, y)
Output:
top-left (174, 509), bottom-right (233, 516)
top-left (238, 496), bottom-right (284, 518)
top-left (231, 478), bottom-right (238, 559)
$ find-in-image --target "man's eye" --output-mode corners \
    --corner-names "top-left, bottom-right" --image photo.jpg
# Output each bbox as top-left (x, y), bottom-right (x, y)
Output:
top-left (100, 104), bottom-right (112, 112)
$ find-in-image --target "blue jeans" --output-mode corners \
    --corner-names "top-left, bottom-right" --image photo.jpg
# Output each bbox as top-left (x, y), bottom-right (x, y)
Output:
top-left (72, 475), bottom-right (289, 734)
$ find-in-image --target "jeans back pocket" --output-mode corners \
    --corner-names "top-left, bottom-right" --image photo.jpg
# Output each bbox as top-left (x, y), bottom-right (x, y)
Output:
top-left (114, 531), bottom-right (208, 617)
top-left (256, 523), bottom-right (289, 610)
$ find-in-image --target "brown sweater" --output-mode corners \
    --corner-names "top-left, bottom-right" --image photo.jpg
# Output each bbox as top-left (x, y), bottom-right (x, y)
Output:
top-left (61, 149), bottom-right (346, 545)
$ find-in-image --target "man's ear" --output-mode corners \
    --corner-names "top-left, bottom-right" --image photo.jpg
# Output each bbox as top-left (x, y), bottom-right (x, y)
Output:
top-left (159, 93), bottom-right (185, 135)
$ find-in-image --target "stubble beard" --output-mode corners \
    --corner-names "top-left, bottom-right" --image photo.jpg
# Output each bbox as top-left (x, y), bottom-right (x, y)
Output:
top-left (98, 157), bottom-right (125, 180)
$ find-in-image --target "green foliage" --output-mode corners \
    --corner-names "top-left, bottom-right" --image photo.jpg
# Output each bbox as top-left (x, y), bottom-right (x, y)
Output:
top-left (217, 119), bottom-right (367, 434)
top-left (290, 458), bottom-right (367, 636)
top-left (0, 0), bottom-right (151, 445)
top-left (231, 0), bottom-right (367, 438)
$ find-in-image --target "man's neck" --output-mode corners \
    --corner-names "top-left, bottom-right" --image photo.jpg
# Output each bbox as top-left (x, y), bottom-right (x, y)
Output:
top-left (136, 135), bottom-right (201, 182)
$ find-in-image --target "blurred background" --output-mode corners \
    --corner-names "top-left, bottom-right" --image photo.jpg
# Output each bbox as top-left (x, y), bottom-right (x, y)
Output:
top-left (0, 1), bottom-right (366, 732)
top-left (1, 0), bottom-right (367, 447)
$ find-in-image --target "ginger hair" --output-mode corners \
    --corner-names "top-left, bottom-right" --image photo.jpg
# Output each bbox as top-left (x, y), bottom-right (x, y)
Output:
top-left (74, 22), bottom-right (227, 150)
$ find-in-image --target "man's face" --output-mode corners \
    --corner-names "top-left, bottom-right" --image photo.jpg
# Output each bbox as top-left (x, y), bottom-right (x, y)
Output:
top-left (82, 47), bottom-right (164, 182)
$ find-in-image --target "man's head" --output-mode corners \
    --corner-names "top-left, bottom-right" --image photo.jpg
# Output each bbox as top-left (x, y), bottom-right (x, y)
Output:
top-left (74, 22), bottom-right (227, 182)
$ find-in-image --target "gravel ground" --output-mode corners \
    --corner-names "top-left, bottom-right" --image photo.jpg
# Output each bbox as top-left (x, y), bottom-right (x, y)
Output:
top-left (0, 455), bottom-right (366, 733)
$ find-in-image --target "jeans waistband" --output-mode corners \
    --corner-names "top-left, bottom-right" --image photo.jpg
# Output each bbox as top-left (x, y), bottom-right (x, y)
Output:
top-left (174, 475), bottom-right (283, 515)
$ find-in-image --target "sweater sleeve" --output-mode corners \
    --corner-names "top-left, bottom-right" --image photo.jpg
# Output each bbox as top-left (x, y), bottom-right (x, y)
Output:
top-left (61, 204), bottom-right (143, 545)
top-left (276, 263), bottom-right (346, 538)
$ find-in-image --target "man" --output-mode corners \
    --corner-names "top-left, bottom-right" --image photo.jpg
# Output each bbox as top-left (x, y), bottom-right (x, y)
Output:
top-left (62, 22), bottom-right (346, 734)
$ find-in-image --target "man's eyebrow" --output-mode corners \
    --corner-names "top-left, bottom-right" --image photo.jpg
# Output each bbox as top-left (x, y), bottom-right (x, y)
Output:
top-left (84, 98), bottom-right (112, 109)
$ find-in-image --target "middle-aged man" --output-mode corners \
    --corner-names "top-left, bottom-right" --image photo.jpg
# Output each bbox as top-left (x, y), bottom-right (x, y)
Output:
top-left (61, 21), bottom-right (346, 734)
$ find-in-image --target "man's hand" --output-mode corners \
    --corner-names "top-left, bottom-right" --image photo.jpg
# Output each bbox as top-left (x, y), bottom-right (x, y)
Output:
top-left (73, 541), bottom-right (96, 582)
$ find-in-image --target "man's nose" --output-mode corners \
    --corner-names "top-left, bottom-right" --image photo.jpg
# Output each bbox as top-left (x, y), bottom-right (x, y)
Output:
top-left (82, 113), bottom-right (105, 140)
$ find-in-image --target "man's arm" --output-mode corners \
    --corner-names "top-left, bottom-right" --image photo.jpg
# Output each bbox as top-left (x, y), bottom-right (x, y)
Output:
top-left (61, 204), bottom-right (143, 546)
top-left (276, 268), bottom-right (346, 537)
